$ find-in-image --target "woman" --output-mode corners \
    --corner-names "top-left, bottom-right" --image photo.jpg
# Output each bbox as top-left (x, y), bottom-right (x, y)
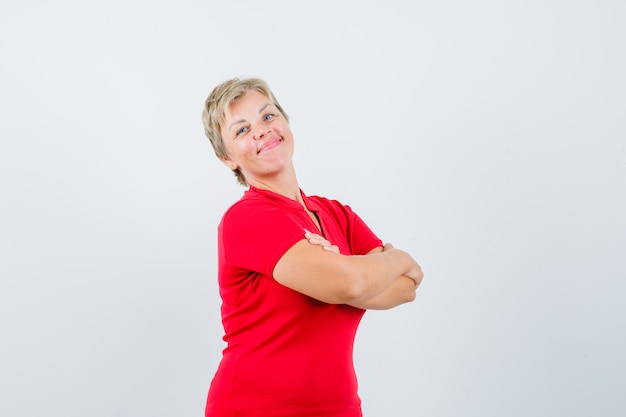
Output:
top-left (202, 78), bottom-right (423, 417)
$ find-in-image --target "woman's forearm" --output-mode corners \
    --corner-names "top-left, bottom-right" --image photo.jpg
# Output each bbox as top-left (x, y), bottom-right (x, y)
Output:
top-left (339, 245), bottom-right (421, 305)
top-left (348, 275), bottom-right (417, 310)
top-left (342, 245), bottom-right (421, 307)
top-left (274, 233), bottom-right (422, 305)
top-left (304, 236), bottom-right (422, 308)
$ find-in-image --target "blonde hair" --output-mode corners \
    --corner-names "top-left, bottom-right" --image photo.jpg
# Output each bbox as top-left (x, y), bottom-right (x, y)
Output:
top-left (202, 78), bottom-right (289, 186)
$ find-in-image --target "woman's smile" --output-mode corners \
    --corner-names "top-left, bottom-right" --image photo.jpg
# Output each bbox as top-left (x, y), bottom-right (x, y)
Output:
top-left (257, 138), bottom-right (283, 154)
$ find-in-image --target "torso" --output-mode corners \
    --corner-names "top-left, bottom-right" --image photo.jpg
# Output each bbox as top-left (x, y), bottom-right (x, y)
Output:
top-left (205, 187), bottom-right (381, 417)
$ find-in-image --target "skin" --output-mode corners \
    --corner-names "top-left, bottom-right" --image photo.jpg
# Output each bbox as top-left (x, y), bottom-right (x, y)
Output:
top-left (220, 90), bottom-right (299, 201)
top-left (220, 90), bottom-right (423, 309)
top-left (305, 230), bottom-right (420, 310)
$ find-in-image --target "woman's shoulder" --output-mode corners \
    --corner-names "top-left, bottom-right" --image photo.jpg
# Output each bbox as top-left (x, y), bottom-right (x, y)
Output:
top-left (221, 188), bottom-right (299, 223)
top-left (221, 191), bottom-right (264, 220)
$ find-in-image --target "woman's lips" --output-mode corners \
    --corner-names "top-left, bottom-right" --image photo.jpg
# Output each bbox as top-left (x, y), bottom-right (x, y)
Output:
top-left (257, 138), bottom-right (282, 154)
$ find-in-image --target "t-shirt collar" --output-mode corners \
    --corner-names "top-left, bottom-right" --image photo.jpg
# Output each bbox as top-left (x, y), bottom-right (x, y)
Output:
top-left (247, 185), bottom-right (320, 213)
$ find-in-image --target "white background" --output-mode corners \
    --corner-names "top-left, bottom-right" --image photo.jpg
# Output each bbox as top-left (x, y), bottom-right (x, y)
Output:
top-left (1, 1), bottom-right (625, 416)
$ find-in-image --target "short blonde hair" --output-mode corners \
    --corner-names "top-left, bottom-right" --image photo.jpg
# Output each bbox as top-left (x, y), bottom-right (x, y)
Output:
top-left (202, 78), bottom-right (289, 186)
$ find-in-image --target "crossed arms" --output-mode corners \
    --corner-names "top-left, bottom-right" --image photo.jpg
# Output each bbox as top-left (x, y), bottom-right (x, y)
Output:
top-left (272, 231), bottom-right (423, 310)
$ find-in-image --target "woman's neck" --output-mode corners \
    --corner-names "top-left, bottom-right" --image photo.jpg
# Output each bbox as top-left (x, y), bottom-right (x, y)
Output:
top-left (248, 165), bottom-right (305, 205)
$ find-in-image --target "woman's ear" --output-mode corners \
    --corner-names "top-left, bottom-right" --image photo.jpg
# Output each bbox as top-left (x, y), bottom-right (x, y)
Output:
top-left (220, 157), bottom-right (238, 171)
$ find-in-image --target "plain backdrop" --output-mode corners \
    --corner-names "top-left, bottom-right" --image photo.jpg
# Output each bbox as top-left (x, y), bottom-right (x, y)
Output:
top-left (1, 1), bottom-right (625, 416)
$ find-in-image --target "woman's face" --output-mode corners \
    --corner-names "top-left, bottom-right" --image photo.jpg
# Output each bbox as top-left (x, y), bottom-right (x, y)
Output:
top-left (220, 89), bottom-right (294, 185)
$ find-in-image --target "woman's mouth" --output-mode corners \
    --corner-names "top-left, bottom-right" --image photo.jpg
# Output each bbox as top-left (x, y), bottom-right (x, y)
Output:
top-left (257, 138), bottom-right (283, 154)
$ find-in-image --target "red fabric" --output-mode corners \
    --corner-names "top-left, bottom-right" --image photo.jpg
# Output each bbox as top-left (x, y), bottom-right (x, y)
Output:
top-left (205, 186), bottom-right (382, 417)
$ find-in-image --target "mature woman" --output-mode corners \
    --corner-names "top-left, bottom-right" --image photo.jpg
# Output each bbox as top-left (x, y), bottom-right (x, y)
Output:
top-left (202, 78), bottom-right (423, 417)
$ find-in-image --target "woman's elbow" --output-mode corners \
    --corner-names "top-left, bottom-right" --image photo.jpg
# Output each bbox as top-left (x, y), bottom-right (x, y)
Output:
top-left (340, 271), bottom-right (369, 303)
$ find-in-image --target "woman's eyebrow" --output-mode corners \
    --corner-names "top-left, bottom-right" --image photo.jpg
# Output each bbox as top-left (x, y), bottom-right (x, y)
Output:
top-left (229, 119), bottom-right (245, 129)
top-left (258, 103), bottom-right (272, 114)
top-left (229, 104), bottom-right (274, 129)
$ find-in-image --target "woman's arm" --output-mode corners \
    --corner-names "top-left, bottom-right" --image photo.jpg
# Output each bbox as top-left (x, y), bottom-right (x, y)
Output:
top-left (303, 235), bottom-right (420, 310)
top-left (350, 276), bottom-right (417, 309)
top-left (273, 231), bottom-right (423, 305)
top-left (347, 246), bottom-right (419, 310)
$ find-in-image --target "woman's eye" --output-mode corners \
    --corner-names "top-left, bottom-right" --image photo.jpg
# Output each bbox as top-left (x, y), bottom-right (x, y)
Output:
top-left (263, 113), bottom-right (274, 121)
top-left (236, 126), bottom-right (248, 136)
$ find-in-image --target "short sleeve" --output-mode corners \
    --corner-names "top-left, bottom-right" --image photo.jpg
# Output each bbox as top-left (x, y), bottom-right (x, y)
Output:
top-left (220, 200), bottom-right (305, 277)
top-left (343, 204), bottom-right (383, 255)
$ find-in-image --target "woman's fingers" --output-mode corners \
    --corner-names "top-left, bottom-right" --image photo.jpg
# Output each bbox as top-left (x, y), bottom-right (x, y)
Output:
top-left (303, 229), bottom-right (340, 254)
top-left (304, 229), bottom-right (326, 244)
top-left (323, 244), bottom-right (340, 254)
top-left (383, 242), bottom-right (395, 251)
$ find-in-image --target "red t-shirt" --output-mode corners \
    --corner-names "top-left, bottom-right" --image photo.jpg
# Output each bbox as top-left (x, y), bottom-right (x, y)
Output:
top-left (205, 186), bottom-right (382, 417)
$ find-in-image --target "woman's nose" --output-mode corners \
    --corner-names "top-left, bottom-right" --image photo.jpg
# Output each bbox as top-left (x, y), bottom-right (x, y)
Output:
top-left (253, 127), bottom-right (268, 140)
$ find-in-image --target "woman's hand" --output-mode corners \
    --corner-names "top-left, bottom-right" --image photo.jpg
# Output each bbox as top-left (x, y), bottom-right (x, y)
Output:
top-left (383, 243), bottom-right (423, 288)
top-left (304, 229), bottom-right (340, 254)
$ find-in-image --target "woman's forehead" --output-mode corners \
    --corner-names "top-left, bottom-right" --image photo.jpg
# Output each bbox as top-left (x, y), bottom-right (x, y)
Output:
top-left (225, 90), bottom-right (272, 118)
